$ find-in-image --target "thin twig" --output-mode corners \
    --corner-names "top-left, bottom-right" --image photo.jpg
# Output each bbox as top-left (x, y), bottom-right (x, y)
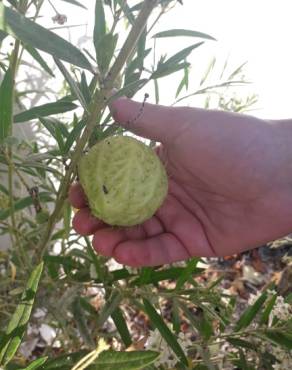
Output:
top-left (47, 0), bottom-right (59, 15)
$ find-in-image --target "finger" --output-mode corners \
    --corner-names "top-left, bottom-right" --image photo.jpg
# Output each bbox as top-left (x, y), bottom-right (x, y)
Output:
top-left (110, 96), bottom-right (186, 143)
top-left (92, 225), bottom-right (146, 257)
top-left (141, 216), bottom-right (164, 237)
top-left (113, 233), bottom-right (190, 267)
top-left (72, 208), bottom-right (105, 236)
top-left (68, 183), bottom-right (87, 209)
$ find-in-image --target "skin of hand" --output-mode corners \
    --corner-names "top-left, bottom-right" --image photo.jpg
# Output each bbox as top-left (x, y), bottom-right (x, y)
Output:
top-left (69, 97), bottom-right (292, 267)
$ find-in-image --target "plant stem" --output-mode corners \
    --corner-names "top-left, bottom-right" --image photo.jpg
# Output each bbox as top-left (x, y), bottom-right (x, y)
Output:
top-left (2, 149), bottom-right (31, 193)
top-left (6, 38), bottom-right (28, 267)
top-left (36, 0), bottom-right (158, 260)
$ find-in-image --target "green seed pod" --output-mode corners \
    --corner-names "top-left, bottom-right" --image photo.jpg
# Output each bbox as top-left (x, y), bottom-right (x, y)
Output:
top-left (78, 136), bottom-right (168, 226)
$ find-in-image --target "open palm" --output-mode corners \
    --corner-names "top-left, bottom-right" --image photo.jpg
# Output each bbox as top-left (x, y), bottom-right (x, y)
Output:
top-left (69, 98), bottom-right (292, 266)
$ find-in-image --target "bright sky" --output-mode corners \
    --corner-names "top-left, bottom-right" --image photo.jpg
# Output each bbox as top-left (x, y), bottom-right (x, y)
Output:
top-left (40, 0), bottom-right (292, 119)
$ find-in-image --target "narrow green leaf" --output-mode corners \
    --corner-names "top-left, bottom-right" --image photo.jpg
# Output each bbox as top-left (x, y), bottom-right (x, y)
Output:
top-left (56, 121), bottom-right (69, 137)
top-left (111, 308), bottom-right (132, 348)
top-left (95, 33), bottom-right (118, 74)
top-left (80, 72), bottom-right (91, 105)
top-left (39, 117), bottom-right (65, 152)
top-left (264, 329), bottom-right (292, 350)
top-left (14, 100), bottom-right (77, 123)
top-left (227, 338), bottom-right (256, 351)
top-left (60, 0), bottom-right (87, 9)
top-left (64, 118), bottom-right (85, 153)
top-left (0, 3), bottom-right (92, 70)
top-left (137, 27), bottom-right (147, 71)
top-left (0, 68), bottom-right (13, 143)
top-left (44, 255), bottom-right (83, 271)
top-left (25, 45), bottom-right (55, 77)
top-left (171, 299), bottom-right (180, 334)
top-left (23, 357), bottom-right (48, 370)
top-left (200, 56), bottom-right (216, 86)
top-left (96, 291), bottom-right (122, 329)
top-left (39, 350), bottom-right (88, 369)
top-left (0, 262), bottom-right (44, 366)
top-left (124, 48), bottom-right (151, 85)
top-left (109, 79), bottom-right (148, 101)
top-left (165, 42), bottom-right (204, 67)
top-left (54, 58), bottom-right (89, 112)
top-left (138, 268), bottom-right (154, 286)
top-left (131, 266), bottom-right (203, 287)
top-left (151, 62), bottom-right (190, 79)
top-left (72, 297), bottom-right (95, 348)
top-left (260, 294), bottom-right (277, 325)
top-left (175, 258), bottom-right (199, 290)
top-left (93, 268), bottom-right (131, 284)
top-left (175, 64), bottom-right (189, 98)
top-left (116, 0), bottom-right (135, 25)
top-left (228, 62), bottom-right (247, 80)
top-left (153, 29), bottom-right (216, 41)
top-left (143, 299), bottom-right (188, 366)
top-left (89, 350), bottom-right (159, 370)
top-left (94, 0), bottom-right (106, 53)
top-left (235, 292), bottom-right (267, 331)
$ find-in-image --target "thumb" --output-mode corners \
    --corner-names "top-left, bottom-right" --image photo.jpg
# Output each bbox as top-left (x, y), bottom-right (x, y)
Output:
top-left (110, 96), bottom-right (185, 143)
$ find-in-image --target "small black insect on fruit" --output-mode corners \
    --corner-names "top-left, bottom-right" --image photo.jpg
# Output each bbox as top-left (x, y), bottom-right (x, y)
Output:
top-left (102, 185), bottom-right (109, 194)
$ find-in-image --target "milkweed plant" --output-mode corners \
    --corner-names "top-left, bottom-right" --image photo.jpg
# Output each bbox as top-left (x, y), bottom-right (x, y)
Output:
top-left (0, 1), bottom-right (291, 369)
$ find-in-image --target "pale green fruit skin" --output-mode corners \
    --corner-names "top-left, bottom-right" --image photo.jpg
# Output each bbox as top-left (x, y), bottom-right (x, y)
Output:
top-left (78, 136), bottom-right (168, 226)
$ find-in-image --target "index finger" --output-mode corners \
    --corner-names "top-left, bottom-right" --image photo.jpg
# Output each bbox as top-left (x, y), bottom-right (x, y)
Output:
top-left (110, 96), bottom-right (184, 143)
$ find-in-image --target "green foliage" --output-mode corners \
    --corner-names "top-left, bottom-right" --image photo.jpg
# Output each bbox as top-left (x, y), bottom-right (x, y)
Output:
top-left (88, 350), bottom-right (159, 369)
top-left (0, 3), bottom-right (92, 70)
top-left (0, 68), bottom-right (13, 143)
top-left (153, 28), bottom-right (216, 40)
top-left (143, 298), bottom-right (188, 366)
top-left (0, 1), bottom-right (288, 370)
top-left (0, 263), bottom-right (44, 366)
top-left (14, 101), bottom-right (78, 123)
top-left (235, 291), bottom-right (267, 331)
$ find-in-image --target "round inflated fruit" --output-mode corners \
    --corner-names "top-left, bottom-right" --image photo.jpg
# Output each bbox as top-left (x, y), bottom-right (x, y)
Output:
top-left (78, 136), bottom-right (168, 226)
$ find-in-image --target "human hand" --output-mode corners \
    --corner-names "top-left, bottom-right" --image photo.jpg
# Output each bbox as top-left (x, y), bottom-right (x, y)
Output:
top-left (69, 97), bottom-right (292, 266)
